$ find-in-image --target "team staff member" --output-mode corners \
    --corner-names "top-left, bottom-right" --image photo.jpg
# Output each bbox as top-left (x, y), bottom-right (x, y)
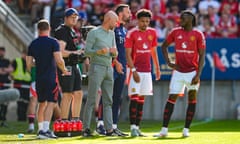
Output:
top-left (96, 4), bottom-right (131, 136)
top-left (12, 51), bottom-right (31, 121)
top-left (54, 8), bottom-right (83, 121)
top-left (82, 11), bottom-right (119, 137)
top-left (154, 10), bottom-right (206, 137)
top-left (125, 9), bottom-right (161, 137)
top-left (26, 19), bottom-right (69, 139)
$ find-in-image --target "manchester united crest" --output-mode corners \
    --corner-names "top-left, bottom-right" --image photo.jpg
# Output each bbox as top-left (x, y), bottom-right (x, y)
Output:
top-left (148, 35), bottom-right (153, 41)
top-left (190, 36), bottom-right (195, 41)
top-left (131, 88), bottom-right (136, 93)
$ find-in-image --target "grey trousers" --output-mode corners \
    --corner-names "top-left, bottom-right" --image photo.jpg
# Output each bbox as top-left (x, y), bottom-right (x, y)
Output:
top-left (83, 64), bottom-right (113, 131)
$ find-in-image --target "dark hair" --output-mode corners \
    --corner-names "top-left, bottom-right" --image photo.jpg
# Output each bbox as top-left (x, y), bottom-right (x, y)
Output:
top-left (136, 9), bottom-right (152, 19)
top-left (37, 19), bottom-right (50, 31)
top-left (115, 4), bottom-right (129, 15)
top-left (181, 10), bottom-right (197, 27)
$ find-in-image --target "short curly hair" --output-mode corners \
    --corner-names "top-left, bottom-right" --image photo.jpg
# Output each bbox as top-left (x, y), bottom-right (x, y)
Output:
top-left (136, 9), bottom-right (152, 19)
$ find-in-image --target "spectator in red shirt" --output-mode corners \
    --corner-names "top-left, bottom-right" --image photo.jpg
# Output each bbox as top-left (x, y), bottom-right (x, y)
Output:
top-left (201, 15), bottom-right (217, 38)
top-left (216, 4), bottom-right (238, 38)
top-left (165, 4), bottom-right (181, 26)
top-left (143, 0), bottom-right (166, 14)
top-left (219, 0), bottom-right (239, 16)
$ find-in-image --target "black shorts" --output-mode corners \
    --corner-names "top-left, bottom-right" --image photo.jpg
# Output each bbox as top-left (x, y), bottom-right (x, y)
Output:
top-left (58, 65), bottom-right (82, 92)
top-left (36, 81), bottom-right (59, 103)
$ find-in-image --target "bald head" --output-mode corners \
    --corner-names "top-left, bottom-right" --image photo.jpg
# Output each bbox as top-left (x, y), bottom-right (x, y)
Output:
top-left (102, 10), bottom-right (118, 30)
top-left (104, 10), bottom-right (118, 22)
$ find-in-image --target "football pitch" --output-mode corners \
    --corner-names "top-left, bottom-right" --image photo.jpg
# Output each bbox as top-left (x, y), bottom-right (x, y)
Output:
top-left (0, 120), bottom-right (239, 144)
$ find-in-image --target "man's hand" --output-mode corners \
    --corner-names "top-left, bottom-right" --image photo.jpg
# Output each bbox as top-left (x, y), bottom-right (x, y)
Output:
top-left (109, 47), bottom-right (118, 56)
top-left (62, 68), bottom-right (71, 76)
top-left (191, 75), bottom-right (200, 85)
top-left (155, 69), bottom-right (161, 80)
top-left (133, 71), bottom-right (140, 83)
top-left (96, 48), bottom-right (109, 55)
top-left (168, 62), bottom-right (180, 70)
top-left (115, 61), bottom-right (123, 74)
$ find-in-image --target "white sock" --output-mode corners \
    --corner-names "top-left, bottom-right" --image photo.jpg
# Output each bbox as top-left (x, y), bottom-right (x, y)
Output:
top-left (130, 124), bottom-right (136, 130)
top-left (29, 123), bottom-right (34, 130)
top-left (43, 121), bottom-right (50, 132)
top-left (97, 120), bottom-right (104, 127)
top-left (183, 128), bottom-right (189, 132)
top-left (112, 124), bottom-right (117, 129)
top-left (38, 122), bottom-right (43, 132)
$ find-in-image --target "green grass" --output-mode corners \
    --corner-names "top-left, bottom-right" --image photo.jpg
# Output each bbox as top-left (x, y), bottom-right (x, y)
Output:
top-left (0, 120), bottom-right (240, 144)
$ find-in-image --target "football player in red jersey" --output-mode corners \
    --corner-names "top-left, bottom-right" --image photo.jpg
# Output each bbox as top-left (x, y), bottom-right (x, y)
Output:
top-left (125, 9), bottom-right (161, 137)
top-left (154, 10), bottom-right (206, 138)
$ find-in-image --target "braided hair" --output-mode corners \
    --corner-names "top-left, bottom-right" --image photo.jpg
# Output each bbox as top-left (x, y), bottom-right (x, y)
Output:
top-left (181, 10), bottom-right (197, 27)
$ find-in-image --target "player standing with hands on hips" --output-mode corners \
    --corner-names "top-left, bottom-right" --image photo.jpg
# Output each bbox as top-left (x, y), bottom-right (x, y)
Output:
top-left (125, 9), bottom-right (161, 137)
top-left (154, 10), bottom-right (206, 138)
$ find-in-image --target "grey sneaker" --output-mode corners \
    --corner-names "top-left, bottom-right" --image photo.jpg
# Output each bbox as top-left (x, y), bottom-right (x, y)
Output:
top-left (113, 128), bottom-right (128, 136)
top-left (82, 128), bottom-right (93, 137)
top-left (131, 128), bottom-right (139, 137)
top-left (106, 130), bottom-right (118, 136)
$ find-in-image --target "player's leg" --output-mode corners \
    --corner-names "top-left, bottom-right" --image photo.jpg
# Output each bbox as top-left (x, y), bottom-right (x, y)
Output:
top-left (71, 67), bottom-right (83, 120)
top-left (37, 101), bottom-right (47, 138)
top-left (135, 72), bottom-right (153, 137)
top-left (112, 75), bottom-right (128, 136)
top-left (42, 83), bottom-right (60, 139)
top-left (27, 82), bottom-right (37, 133)
top-left (58, 70), bottom-right (74, 120)
top-left (128, 73), bottom-right (141, 137)
top-left (82, 64), bottom-right (104, 137)
top-left (27, 96), bottom-right (37, 132)
top-left (96, 96), bottom-right (105, 135)
top-left (101, 67), bottom-right (115, 136)
top-left (183, 71), bottom-right (199, 137)
top-left (154, 70), bottom-right (185, 137)
top-left (183, 90), bottom-right (197, 137)
top-left (71, 90), bottom-right (83, 119)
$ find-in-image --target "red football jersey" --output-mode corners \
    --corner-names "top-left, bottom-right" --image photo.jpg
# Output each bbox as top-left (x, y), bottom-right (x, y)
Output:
top-left (125, 27), bottom-right (158, 72)
top-left (166, 27), bottom-right (206, 72)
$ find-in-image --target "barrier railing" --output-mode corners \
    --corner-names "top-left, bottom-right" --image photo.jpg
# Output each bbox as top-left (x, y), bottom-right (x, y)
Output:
top-left (0, 0), bottom-right (34, 46)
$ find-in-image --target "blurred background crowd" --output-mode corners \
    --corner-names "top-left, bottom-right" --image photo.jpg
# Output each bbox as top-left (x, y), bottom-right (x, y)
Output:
top-left (3, 0), bottom-right (240, 39)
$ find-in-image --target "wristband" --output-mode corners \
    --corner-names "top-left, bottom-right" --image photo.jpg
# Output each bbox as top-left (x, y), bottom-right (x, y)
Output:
top-left (131, 67), bottom-right (136, 72)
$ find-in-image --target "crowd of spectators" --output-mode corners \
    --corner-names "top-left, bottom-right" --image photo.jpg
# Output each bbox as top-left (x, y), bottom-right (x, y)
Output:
top-left (4, 0), bottom-right (240, 38)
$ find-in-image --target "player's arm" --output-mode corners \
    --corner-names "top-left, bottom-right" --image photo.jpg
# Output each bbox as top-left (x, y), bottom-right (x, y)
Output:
top-left (54, 51), bottom-right (68, 75)
top-left (26, 56), bottom-right (34, 72)
top-left (113, 58), bottom-right (123, 74)
top-left (151, 46), bottom-right (161, 80)
top-left (161, 40), bottom-right (179, 70)
top-left (191, 48), bottom-right (205, 85)
top-left (126, 47), bottom-right (140, 83)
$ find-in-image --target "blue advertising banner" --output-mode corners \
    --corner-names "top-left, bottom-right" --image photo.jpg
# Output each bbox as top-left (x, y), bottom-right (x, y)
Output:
top-left (156, 38), bottom-right (240, 80)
